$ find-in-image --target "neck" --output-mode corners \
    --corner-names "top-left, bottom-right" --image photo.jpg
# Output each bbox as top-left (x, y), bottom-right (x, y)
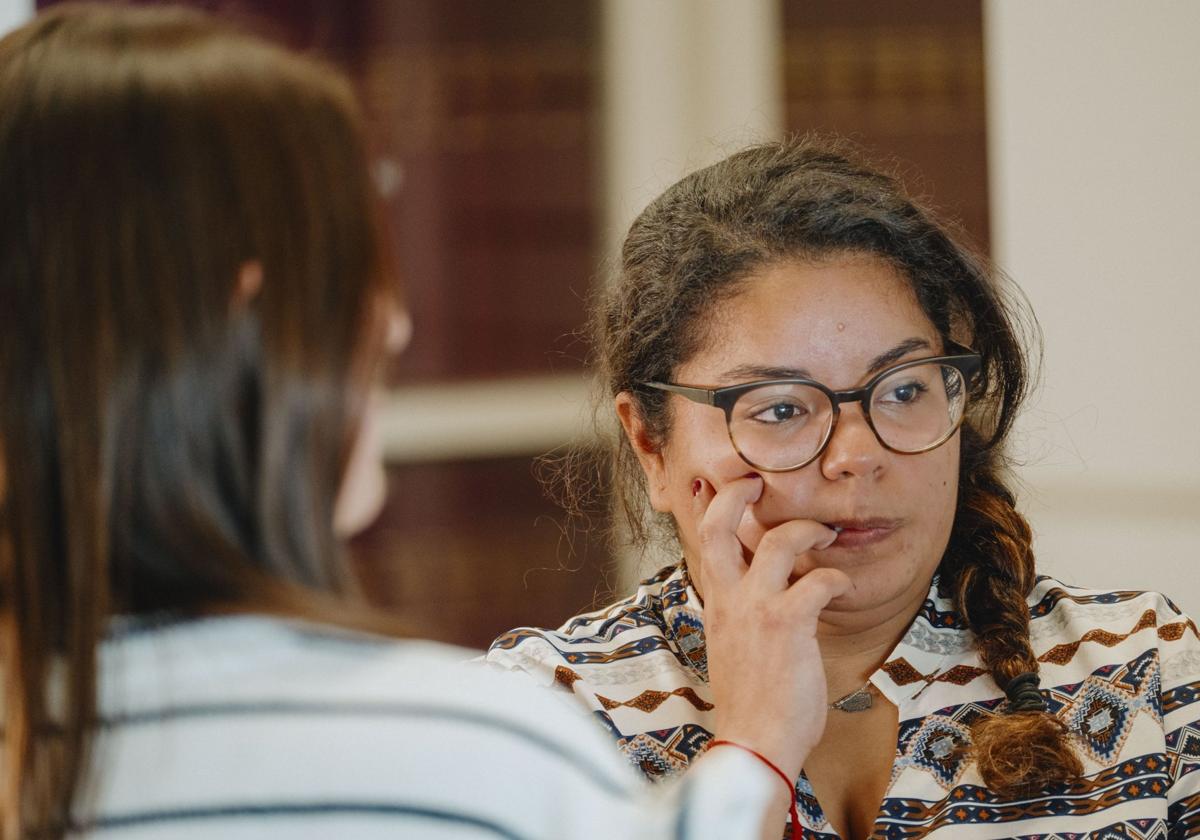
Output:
top-left (813, 577), bottom-right (932, 698)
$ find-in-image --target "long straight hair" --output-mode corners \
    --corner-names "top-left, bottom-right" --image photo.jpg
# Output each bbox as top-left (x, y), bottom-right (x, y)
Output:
top-left (0, 5), bottom-right (393, 835)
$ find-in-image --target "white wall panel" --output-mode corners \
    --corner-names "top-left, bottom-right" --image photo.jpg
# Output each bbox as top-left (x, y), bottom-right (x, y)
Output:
top-left (0, 0), bottom-right (32, 37)
top-left (985, 0), bottom-right (1200, 610)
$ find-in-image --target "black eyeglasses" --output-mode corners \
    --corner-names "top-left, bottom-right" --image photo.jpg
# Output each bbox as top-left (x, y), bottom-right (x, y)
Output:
top-left (643, 351), bottom-right (982, 472)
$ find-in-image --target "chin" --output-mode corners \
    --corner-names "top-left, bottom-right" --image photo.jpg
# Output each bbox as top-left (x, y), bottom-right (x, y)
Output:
top-left (333, 460), bottom-right (388, 537)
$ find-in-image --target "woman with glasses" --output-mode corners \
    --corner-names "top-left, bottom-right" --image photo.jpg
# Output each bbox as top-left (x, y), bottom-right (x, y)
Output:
top-left (487, 139), bottom-right (1200, 838)
top-left (0, 7), bottom-right (846, 838)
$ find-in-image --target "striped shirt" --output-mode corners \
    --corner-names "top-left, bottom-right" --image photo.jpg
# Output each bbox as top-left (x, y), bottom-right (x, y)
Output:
top-left (487, 564), bottom-right (1200, 839)
top-left (73, 614), bottom-right (776, 839)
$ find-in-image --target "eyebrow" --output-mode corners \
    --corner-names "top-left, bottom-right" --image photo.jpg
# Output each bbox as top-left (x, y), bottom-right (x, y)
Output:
top-left (865, 338), bottom-right (933, 374)
top-left (718, 337), bottom-right (934, 384)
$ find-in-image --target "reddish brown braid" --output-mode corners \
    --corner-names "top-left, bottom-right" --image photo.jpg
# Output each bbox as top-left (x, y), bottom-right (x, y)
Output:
top-left (941, 432), bottom-right (1082, 796)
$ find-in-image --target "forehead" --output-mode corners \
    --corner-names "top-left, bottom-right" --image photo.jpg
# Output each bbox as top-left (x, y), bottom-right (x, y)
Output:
top-left (685, 254), bottom-right (939, 383)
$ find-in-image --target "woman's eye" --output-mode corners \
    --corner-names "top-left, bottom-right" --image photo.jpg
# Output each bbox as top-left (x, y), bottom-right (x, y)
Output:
top-left (752, 402), bottom-right (806, 423)
top-left (882, 381), bottom-right (926, 404)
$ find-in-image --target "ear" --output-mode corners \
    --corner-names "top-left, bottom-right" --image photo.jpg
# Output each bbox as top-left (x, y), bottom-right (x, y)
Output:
top-left (614, 392), bottom-right (672, 513)
top-left (230, 260), bottom-right (263, 313)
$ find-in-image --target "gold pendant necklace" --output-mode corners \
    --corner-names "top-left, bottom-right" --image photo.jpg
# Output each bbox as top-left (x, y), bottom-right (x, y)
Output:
top-left (828, 681), bottom-right (874, 712)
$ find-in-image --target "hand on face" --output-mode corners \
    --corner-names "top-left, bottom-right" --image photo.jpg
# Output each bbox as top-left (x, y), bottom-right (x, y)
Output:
top-left (688, 473), bottom-right (849, 591)
top-left (696, 474), bottom-right (852, 781)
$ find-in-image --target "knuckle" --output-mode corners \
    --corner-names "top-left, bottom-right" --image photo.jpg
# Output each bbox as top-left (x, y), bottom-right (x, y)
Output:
top-left (760, 604), bottom-right (795, 635)
top-left (755, 530), bottom-right (782, 556)
top-left (792, 570), bottom-right (844, 609)
top-left (785, 519), bottom-right (826, 545)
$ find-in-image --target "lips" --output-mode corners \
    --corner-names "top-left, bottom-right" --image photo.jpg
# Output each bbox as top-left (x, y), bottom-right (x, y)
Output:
top-left (821, 518), bottom-right (901, 548)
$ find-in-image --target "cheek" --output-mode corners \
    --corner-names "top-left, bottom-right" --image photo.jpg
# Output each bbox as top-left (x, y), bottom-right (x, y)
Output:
top-left (333, 390), bottom-right (388, 537)
top-left (656, 415), bottom-right (753, 527)
top-left (660, 412), bottom-right (745, 487)
top-left (921, 443), bottom-right (960, 546)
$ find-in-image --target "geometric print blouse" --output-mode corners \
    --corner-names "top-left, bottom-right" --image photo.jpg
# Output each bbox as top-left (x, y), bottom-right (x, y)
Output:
top-left (487, 563), bottom-right (1200, 839)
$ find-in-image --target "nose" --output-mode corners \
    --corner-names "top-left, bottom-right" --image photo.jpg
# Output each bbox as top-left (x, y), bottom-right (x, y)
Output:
top-left (818, 401), bottom-right (886, 481)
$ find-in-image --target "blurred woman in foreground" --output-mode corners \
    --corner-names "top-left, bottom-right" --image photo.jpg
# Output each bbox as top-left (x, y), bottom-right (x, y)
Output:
top-left (0, 5), bottom-right (841, 838)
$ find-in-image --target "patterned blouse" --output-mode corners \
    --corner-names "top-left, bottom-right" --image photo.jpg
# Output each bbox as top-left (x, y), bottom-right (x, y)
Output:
top-left (487, 563), bottom-right (1200, 839)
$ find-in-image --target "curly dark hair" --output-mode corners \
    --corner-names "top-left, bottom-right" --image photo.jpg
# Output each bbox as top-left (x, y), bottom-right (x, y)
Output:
top-left (587, 135), bottom-right (1080, 797)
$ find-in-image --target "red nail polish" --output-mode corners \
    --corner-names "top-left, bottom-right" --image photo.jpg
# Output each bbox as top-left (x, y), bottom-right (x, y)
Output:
top-left (691, 479), bottom-right (702, 497)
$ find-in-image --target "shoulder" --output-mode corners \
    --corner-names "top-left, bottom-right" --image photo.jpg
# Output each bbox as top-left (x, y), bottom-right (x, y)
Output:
top-left (102, 612), bottom-right (648, 727)
top-left (102, 613), bottom-right (481, 706)
top-left (89, 614), bottom-right (644, 838)
top-left (483, 564), bottom-right (715, 780)
top-left (1027, 575), bottom-right (1195, 638)
top-left (485, 563), bottom-right (683, 686)
top-left (1027, 576), bottom-right (1200, 687)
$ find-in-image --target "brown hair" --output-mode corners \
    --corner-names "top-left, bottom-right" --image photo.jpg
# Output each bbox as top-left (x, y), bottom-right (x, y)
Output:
top-left (590, 137), bottom-right (1081, 797)
top-left (0, 4), bottom-right (393, 835)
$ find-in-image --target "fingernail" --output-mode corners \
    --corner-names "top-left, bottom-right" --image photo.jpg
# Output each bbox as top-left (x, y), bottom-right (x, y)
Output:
top-left (816, 529), bottom-right (838, 549)
top-left (691, 479), bottom-right (702, 497)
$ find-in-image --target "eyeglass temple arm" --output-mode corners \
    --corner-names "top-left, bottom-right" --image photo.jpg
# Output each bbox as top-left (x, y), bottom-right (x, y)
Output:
top-left (961, 354), bottom-right (983, 380)
top-left (642, 381), bottom-right (716, 406)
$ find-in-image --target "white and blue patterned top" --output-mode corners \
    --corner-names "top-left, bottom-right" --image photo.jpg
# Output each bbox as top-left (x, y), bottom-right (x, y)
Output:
top-left (487, 564), bottom-right (1200, 839)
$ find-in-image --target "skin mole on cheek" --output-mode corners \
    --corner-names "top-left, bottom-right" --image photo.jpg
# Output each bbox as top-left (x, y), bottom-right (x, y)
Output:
top-left (836, 322), bottom-right (846, 332)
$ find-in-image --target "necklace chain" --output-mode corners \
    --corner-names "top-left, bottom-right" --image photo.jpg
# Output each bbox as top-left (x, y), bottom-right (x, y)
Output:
top-left (828, 681), bottom-right (874, 713)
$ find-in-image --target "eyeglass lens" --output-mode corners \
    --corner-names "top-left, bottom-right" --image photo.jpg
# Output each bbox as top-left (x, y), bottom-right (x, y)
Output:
top-left (729, 362), bottom-right (967, 470)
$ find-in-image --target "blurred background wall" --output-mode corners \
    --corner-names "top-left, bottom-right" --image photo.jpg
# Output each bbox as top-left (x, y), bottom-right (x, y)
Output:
top-left (985, 0), bottom-right (1200, 611)
top-left (13, 0), bottom-right (1198, 646)
top-left (0, 0), bottom-right (29, 34)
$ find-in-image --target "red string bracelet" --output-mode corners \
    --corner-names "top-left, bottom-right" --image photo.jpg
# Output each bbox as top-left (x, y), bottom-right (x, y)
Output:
top-left (707, 739), bottom-right (800, 832)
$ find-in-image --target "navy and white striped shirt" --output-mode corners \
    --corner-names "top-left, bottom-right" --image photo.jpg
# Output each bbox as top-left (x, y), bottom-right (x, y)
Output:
top-left (72, 614), bottom-right (775, 839)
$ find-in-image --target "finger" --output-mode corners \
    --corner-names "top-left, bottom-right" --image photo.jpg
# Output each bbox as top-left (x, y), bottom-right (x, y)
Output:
top-left (744, 519), bottom-right (837, 593)
top-left (783, 567), bottom-right (853, 624)
top-left (693, 475), bottom-right (763, 591)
